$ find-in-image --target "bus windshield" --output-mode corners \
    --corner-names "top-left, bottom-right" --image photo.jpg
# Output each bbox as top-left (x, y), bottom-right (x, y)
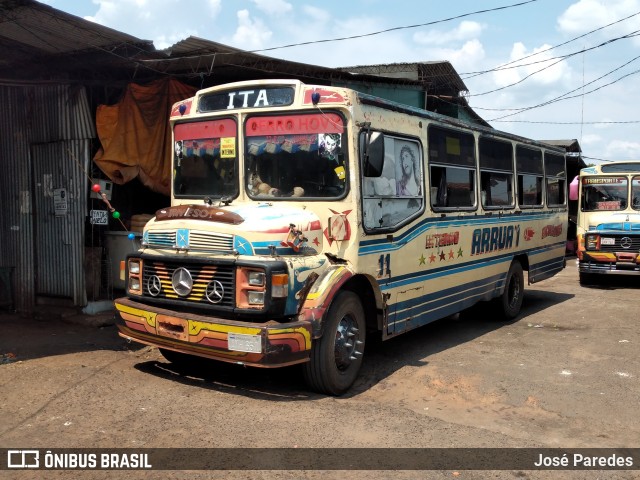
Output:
top-left (245, 113), bottom-right (347, 199)
top-left (173, 119), bottom-right (238, 198)
top-left (581, 177), bottom-right (628, 211)
top-left (633, 177), bottom-right (640, 210)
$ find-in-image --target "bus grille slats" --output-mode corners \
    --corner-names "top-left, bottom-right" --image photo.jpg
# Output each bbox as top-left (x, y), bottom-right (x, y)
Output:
top-left (600, 234), bottom-right (640, 252)
top-left (599, 235), bottom-right (640, 252)
top-left (145, 230), bottom-right (234, 252)
top-left (190, 231), bottom-right (234, 251)
top-left (142, 262), bottom-right (235, 307)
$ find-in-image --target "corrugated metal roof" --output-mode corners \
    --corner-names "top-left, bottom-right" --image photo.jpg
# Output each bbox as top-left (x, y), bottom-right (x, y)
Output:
top-left (538, 139), bottom-right (582, 153)
top-left (338, 61), bottom-right (468, 94)
top-left (0, 0), bottom-right (154, 82)
top-left (0, 0), bottom-right (152, 54)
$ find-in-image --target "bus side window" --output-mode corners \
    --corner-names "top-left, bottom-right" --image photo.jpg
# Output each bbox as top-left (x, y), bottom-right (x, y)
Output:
top-left (362, 133), bottom-right (423, 230)
top-left (479, 136), bottom-right (514, 209)
top-left (427, 125), bottom-right (476, 211)
top-left (516, 146), bottom-right (543, 207)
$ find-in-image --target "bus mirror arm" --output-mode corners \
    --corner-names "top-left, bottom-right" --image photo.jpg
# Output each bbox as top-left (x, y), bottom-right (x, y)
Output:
top-left (360, 123), bottom-right (385, 177)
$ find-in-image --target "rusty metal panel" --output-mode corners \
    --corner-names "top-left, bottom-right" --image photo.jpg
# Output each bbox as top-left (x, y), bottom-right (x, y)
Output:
top-left (0, 84), bottom-right (93, 311)
top-left (0, 86), bottom-right (35, 312)
top-left (32, 140), bottom-right (89, 305)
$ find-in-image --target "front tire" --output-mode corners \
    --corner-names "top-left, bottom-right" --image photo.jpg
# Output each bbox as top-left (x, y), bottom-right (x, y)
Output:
top-left (303, 291), bottom-right (366, 396)
top-left (499, 261), bottom-right (524, 320)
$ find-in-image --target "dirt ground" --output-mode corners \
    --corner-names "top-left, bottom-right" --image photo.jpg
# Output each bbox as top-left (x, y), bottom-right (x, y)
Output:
top-left (0, 257), bottom-right (638, 480)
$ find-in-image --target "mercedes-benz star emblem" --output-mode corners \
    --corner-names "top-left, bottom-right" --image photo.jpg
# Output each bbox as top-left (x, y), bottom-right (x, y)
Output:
top-left (620, 237), bottom-right (632, 249)
top-left (147, 275), bottom-right (162, 297)
top-left (205, 280), bottom-right (225, 304)
top-left (172, 267), bottom-right (193, 296)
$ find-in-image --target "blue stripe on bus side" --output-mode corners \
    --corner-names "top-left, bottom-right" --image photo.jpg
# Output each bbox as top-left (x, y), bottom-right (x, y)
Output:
top-left (376, 241), bottom-right (565, 291)
top-left (358, 210), bottom-right (564, 255)
top-left (388, 274), bottom-right (506, 332)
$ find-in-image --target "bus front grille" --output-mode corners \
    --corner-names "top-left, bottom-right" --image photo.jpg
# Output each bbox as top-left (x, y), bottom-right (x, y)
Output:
top-left (141, 261), bottom-right (235, 308)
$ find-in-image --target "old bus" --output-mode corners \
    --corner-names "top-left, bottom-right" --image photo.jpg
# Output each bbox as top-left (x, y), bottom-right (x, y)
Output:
top-left (569, 161), bottom-right (640, 283)
top-left (115, 79), bottom-right (568, 395)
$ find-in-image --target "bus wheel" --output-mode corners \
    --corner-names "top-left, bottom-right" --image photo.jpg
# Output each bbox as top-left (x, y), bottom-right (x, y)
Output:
top-left (303, 291), bottom-right (366, 396)
top-left (499, 261), bottom-right (524, 320)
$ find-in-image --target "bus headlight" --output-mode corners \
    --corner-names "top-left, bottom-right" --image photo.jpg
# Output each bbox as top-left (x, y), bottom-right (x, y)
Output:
top-left (236, 267), bottom-right (288, 309)
top-left (586, 234), bottom-right (599, 250)
top-left (129, 260), bottom-right (141, 275)
top-left (127, 258), bottom-right (143, 295)
top-left (247, 291), bottom-right (265, 305)
top-left (248, 271), bottom-right (265, 286)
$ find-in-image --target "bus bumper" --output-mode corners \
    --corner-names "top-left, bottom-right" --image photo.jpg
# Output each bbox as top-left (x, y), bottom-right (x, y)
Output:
top-left (114, 297), bottom-right (312, 367)
top-left (579, 251), bottom-right (640, 275)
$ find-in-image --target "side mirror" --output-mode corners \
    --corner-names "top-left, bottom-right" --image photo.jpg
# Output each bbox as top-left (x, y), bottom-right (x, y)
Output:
top-left (362, 131), bottom-right (384, 177)
top-left (569, 175), bottom-right (579, 201)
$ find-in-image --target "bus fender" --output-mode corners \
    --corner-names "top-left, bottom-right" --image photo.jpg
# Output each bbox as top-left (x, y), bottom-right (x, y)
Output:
top-left (296, 265), bottom-right (354, 338)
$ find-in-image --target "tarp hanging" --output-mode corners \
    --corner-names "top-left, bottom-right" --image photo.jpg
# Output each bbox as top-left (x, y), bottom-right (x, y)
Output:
top-left (93, 78), bottom-right (196, 195)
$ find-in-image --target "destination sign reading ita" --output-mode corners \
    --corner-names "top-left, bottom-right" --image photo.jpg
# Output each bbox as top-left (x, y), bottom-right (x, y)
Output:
top-left (199, 87), bottom-right (295, 112)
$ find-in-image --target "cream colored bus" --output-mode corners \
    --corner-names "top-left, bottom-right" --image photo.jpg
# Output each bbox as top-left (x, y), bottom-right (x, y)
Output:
top-left (115, 79), bottom-right (568, 395)
top-left (570, 161), bottom-right (640, 283)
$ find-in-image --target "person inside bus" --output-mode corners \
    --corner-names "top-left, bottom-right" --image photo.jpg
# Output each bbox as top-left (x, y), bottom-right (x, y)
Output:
top-left (396, 145), bottom-right (421, 196)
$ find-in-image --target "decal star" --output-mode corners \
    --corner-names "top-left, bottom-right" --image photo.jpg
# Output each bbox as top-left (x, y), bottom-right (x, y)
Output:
top-left (439, 250), bottom-right (446, 261)
top-left (457, 247), bottom-right (464, 257)
top-left (448, 249), bottom-right (455, 259)
top-left (313, 237), bottom-right (320, 247)
top-left (419, 254), bottom-right (426, 265)
top-left (429, 253), bottom-right (437, 263)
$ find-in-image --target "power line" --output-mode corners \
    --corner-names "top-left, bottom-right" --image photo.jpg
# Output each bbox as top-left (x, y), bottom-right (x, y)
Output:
top-left (468, 29), bottom-right (640, 98)
top-left (487, 64), bottom-right (640, 121)
top-left (460, 10), bottom-right (640, 79)
top-left (248, 0), bottom-right (539, 54)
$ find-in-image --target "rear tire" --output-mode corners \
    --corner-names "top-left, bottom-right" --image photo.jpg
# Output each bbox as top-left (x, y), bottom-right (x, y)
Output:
top-left (499, 261), bottom-right (524, 320)
top-left (303, 291), bottom-right (366, 396)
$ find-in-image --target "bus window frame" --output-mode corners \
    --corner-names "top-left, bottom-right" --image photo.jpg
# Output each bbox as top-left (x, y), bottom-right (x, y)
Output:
top-left (242, 110), bottom-right (349, 201)
top-left (360, 130), bottom-right (425, 233)
top-left (516, 145), bottom-right (544, 209)
top-left (428, 124), bottom-right (478, 213)
top-left (632, 176), bottom-right (640, 210)
top-left (478, 136), bottom-right (515, 210)
top-left (544, 151), bottom-right (567, 207)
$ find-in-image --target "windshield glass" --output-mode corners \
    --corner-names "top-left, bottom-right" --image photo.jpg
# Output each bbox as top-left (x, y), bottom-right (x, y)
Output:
top-left (633, 177), bottom-right (640, 210)
top-left (173, 119), bottom-right (238, 198)
top-left (245, 113), bottom-right (347, 199)
top-left (581, 176), bottom-right (628, 211)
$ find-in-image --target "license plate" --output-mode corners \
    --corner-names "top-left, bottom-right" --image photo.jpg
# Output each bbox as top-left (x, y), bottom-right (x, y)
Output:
top-left (601, 237), bottom-right (615, 245)
top-left (228, 333), bottom-right (262, 353)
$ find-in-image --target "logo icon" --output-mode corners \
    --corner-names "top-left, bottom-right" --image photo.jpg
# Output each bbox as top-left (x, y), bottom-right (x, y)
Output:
top-left (620, 237), bottom-right (632, 249)
top-left (7, 450), bottom-right (39, 469)
top-left (147, 275), bottom-right (162, 297)
top-left (205, 280), bottom-right (225, 304)
top-left (172, 267), bottom-right (193, 296)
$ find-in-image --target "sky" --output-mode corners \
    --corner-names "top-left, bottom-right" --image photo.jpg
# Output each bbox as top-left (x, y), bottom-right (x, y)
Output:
top-left (38, 0), bottom-right (640, 164)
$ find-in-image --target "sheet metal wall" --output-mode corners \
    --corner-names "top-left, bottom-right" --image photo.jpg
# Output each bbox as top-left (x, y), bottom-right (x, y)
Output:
top-left (0, 84), bottom-right (95, 312)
